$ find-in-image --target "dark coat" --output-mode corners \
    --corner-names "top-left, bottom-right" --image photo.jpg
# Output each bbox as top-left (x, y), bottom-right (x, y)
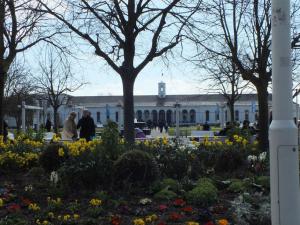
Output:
top-left (77, 116), bottom-right (96, 141)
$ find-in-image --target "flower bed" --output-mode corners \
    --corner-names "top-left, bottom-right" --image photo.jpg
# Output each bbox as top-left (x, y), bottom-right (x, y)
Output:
top-left (0, 124), bottom-right (271, 224)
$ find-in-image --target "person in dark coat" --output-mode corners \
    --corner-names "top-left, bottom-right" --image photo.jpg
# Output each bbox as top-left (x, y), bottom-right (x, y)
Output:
top-left (77, 110), bottom-right (96, 141)
top-left (45, 119), bottom-right (52, 132)
top-left (203, 121), bottom-right (210, 131)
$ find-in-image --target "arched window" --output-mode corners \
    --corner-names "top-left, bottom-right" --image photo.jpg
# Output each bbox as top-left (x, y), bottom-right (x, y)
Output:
top-left (205, 110), bottom-right (210, 122)
top-left (136, 110), bottom-right (143, 121)
top-left (235, 110), bottom-right (239, 121)
top-left (151, 110), bottom-right (158, 124)
top-left (190, 109), bottom-right (196, 123)
top-left (166, 110), bottom-right (173, 124)
top-left (96, 112), bottom-right (101, 123)
top-left (215, 110), bottom-right (219, 121)
top-left (225, 110), bottom-right (228, 122)
top-left (182, 110), bottom-right (188, 123)
top-left (159, 110), bottom-right (165, 122)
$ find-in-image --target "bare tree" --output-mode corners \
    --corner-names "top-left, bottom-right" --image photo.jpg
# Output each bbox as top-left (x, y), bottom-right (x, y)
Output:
top-left (37, 0), bottom-right (201, 143)
top-left (33, 48), bottom-right (85, 133)
top-left (4, 60), bottom-right (35, 129)
top-left (0, 0), bottom-right (59, 134)
top-left (199, 53), bottom-right (250, 123)
top-left (188, 0), bottom-right (272, 150)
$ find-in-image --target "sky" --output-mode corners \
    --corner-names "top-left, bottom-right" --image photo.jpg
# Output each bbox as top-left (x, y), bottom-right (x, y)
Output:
top-left (26, 43), bottom-right (204, 97)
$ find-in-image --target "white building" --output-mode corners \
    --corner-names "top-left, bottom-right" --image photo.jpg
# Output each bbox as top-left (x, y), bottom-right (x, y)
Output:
top-left (55, 82), bottom-right (271, 127)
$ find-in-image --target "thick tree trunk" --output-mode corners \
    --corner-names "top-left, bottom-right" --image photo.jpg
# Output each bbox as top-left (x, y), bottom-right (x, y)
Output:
top-left (122, 77), bottom-right (135, 144)
top-left (256, 83), bottom-right (269, 151)
top-left (0, 70), bottom-right (5, 135)
top-left (53, 107), bottom-right (59, 134)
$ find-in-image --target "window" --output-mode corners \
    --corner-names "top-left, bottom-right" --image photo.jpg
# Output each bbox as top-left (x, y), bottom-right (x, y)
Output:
top-left (116, 112), bottom-right (119, 122)
top-left (225, 110), bottom-right (227, 122)
top-left (235, 110), bottom-right (239, 121)
top-left (205, 110), bottom-right (210, 122)
top-left (97, 112), bottom-right (101, 123)
top-left (215, 110), bottom-right (219, 121)
top-left (245, 110), bottom-right (249, 121)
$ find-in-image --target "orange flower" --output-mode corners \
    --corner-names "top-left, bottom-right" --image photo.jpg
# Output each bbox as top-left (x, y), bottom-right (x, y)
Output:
top-left (217, 219), bottom-right (229, 225)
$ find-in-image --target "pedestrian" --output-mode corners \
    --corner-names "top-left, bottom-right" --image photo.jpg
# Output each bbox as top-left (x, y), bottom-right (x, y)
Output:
top-left (62, 112), bottom-right (78, 141)
top-left (45, 118), bottom-right (52, 132)
top-left (203, 121), bottom-right (210, 131)
top-left (77, 110), bottom-right (96, 141)
top-left (164, 122), bottom-right (169, 133)
top-left (158, 120), bottom-right (164, 133)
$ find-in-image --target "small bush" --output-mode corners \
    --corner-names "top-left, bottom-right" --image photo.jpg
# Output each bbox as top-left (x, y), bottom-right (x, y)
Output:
top-left (227, 179), bottom-right (247, 193)
top-left (39, 143), bottom-right (66, 172)
top-left (113, 150), bottom-right (159, 187)
top-left (160, 178), bottom-right (180, 192)
top-left (154, 188), bottom-right (177, 200)
top-left (185, 179), bottom-right (218, 206)
top-left (256, 176), bottom-right (270, 190)
top-left (214, 149), bottom-right (247, 173)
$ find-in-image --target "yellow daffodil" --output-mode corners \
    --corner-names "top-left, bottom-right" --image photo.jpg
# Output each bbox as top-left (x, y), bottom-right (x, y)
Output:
top-left (0, 198), bottom-right (3, 207)
top-left (63, 214), bottom-right (71, 221)
top-left (133, 218), bottom-right (145, 225)
top-left (73, 214), bottom-right (80, 220)
top-left (58, 148), bottom-right (65, 157)
top-left (28, 203), bottom-right (40, 211)
top-left (48, 212), bottom-right (55, 218)
top-left (186, 222), bottom-right (199, 225)
top-left (89, 198), bottom-right (102, 206)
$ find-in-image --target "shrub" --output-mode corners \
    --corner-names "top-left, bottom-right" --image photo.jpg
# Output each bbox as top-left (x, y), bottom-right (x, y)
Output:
top-left (256, 176), bottom-right (270, 190)
top-left (185, 179), bottom-right (218, 206)
top-left (214, 148), bottom-right (247, 173)
top-left (154, 188), bottom-right (177, 200)
top-left (39, 143), bottom-right (66, 172)
top-left (227, 179), bottom-right (247, 193)
top-left (113, 150), bottom-right (159, 187)
top-left (160, 178), bottom-right (180, 192)
top-left (58, 147), bottom-right (114, 190)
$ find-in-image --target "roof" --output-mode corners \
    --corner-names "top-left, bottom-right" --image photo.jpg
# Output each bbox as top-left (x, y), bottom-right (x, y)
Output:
top-left (68, 94), bottom-right (271, 108)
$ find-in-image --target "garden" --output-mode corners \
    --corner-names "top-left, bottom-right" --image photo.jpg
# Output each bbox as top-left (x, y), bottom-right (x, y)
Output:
top-left (0, 122), bottom-right (270, 225)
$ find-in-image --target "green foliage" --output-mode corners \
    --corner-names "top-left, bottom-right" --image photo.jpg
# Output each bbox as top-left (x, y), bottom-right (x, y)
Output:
top-left (113, 150), bottom-right (159, 187)
top-left (186, 179), bottom-right (218, 206)
top-left (227, 179), bottom-right (247, 193)
top-left (256, 176), bottom-right (270, 189)
top-left (101, 120), bottom-right (124, 160)
top-left (39, 143), bottom-right (66, 172)
top-left (0, 214), bottom-right (27, 225)
top-left (154, 188), bottom-right (177, 200)
top-left (214, 148), bottom-right (248, 174)
top-left (160, 178), bottom-right (180, 192)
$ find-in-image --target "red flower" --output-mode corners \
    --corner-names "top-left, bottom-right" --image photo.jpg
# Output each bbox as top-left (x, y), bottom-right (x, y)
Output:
top-left (181, 206), bottom-right (193, 213)
top-left (20, 197), bottom-right (32, 206)
top-left (159, 204), bottom-right (168, 211)
top-left (204, 221), bottom-right (215, 225)
top-left (169, 212), bottom-right (183, 221)
top-left (111, 215), bottom-right (121, 225)
top-left (173, 198), bottom-right (186, 207)
top-left (157, 221), bottom-right (167, 225)
top-left (6, 203), bottom-right (21, 212)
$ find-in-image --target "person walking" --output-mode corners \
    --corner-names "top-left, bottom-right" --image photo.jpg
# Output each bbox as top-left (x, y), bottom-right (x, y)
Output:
top-left (77, 110), bottom-right (96, 141)
top-left (62, 112), bottom-right (78, 140)
top-left (45, 118), bottom-right (52, 132)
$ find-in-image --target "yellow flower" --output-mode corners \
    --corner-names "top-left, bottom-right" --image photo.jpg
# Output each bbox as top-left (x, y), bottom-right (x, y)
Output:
top-left (28, 203), bottom-right (40, 211)
top-left (186, 222), bottom-right (199, 225)
top-left (0, 198), bottom-right (3, 207)
top-left (89, 198), bottom-right (102, 206)
top-left (217, 219), bottom-right (229, 225)
top-left (58, 148), bottom-right (65, 157)
top-left (73, 214), bottom-right (80, 220)
top-left (63, 214), bottom-right (71, 221)
top-left (133, 218), bottom-right (145, 225)
top-left (48, 212), bottom-right (55, 218)
top-left (42, 221), bottom-right (49, 225)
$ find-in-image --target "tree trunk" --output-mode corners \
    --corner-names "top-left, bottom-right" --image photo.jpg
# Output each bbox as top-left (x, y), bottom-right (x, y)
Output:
top-left (0, 70), bottom-right (5, 135)
top-left (122, 77), bottom-right (135, 144)
top-left (53, 107), bottom-right (59, 134)
top-left (228, 100), bottom-right (235, 123)
top-left (256, 83), bottom-right (269, 151)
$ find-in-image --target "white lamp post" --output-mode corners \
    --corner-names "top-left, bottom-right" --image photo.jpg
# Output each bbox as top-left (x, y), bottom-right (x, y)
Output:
top-left (269, 0), bottom-right (300, 224)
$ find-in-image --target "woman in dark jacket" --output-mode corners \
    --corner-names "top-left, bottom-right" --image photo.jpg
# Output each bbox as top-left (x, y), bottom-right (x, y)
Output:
top-left (77, 110), bottom-right (96, 141)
